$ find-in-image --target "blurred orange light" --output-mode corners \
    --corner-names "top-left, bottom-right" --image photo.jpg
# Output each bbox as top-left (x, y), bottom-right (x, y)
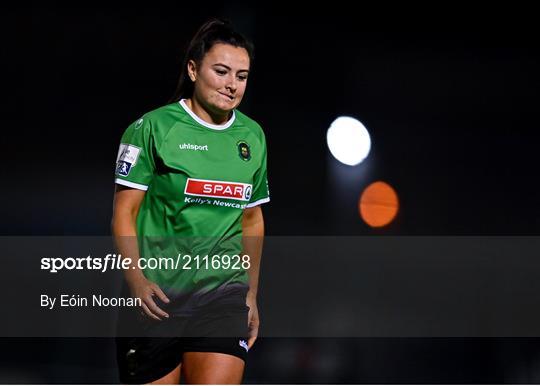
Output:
top-left (359, 181), bottom-right (399, 227)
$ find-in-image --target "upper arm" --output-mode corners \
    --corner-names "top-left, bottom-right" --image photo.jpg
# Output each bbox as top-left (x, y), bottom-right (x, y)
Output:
top-left (112, 116), bottom-right (155, 230)
top-left (242, 205), bottom-right (264, 228)
top-left (112, 185), bottom-right (146, 222)
top-left (245, 132), bottom-right (270, 208)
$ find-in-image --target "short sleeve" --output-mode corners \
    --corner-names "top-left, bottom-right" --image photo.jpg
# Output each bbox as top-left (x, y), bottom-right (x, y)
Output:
top-left (246, 135), bottom-right (270, 208)
top-left (114, 117), bottom-right (156, 191)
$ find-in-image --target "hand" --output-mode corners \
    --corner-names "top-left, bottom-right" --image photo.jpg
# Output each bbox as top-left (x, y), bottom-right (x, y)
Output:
top-left (246, 294), bottom-right (259, 349)
top-left (127, 276), bottom-right (170, 321)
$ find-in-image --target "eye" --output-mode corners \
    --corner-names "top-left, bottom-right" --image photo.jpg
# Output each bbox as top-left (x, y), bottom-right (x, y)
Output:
top-left (237, 74), bottom-right (248, 81)
top-left (215, 69), bottom-right (227, 76)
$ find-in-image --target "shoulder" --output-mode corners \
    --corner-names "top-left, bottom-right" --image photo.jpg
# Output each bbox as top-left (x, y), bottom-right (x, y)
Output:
top-left (234, 109), bottom-right (266, 140)
top-left (121, 103), bottom-right (181, 141)
top-left (138, 103), bottom-right (180, 129)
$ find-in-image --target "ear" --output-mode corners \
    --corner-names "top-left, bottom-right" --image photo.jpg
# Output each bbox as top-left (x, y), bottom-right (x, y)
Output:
top-left (187, 60), bottom-right (197, 82)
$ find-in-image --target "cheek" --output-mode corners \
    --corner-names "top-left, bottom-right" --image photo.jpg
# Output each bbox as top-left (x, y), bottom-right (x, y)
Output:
top-left (236, 82), bottom-right (248, 95)
top-left (205, 72), bottom-right (226, 89)
top-left (195, 73), bottom-right (218, 93)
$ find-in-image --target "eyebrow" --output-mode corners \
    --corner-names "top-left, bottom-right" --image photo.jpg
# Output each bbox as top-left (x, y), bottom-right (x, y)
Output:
top-left (213, 63), bottom-right (250, 73)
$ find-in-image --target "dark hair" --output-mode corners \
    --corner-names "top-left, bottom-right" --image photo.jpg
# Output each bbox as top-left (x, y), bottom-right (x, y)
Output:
top-left (169, 18), bottom-right (254, 103)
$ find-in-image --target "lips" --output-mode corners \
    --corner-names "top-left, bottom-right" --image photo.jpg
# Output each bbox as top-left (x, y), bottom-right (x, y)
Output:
top-left (218, 92), bottom-right (234, 101)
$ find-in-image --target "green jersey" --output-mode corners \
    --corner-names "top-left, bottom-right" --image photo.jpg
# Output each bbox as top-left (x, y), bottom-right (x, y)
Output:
top-left (114, 100), bottom-right (269, 305)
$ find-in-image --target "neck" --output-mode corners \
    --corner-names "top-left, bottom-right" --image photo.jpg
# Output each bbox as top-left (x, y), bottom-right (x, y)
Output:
top-left (185, 98), bottom-right (230, 125)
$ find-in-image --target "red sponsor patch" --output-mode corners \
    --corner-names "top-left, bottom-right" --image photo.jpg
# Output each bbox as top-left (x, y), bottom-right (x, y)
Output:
top-left (185, 178), bottom-right (252, 201)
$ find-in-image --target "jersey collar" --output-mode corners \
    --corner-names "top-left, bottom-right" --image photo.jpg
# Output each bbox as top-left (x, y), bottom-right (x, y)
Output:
top-left (179, 99), bottom-right (236, 131)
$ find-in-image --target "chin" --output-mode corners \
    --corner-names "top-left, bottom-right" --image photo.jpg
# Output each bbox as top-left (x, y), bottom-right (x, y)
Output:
top-left (213, 100), bottom-right (237, 113)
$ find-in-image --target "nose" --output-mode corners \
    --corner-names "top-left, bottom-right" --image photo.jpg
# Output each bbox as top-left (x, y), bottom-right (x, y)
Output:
top-left (226, 75), bottom-right (237, 94)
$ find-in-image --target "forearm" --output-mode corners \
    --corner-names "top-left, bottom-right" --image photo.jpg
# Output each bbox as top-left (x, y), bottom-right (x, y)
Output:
top-left (242, 207), bottom-right (265, 299)
top-left (112, 209), bottom-right (146, 285)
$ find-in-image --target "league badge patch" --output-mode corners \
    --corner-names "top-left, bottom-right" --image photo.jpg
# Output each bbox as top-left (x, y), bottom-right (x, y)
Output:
top-left (116, 161), bottom-right (132, 176)
top-left (115, 144), bottom-right (141, 177)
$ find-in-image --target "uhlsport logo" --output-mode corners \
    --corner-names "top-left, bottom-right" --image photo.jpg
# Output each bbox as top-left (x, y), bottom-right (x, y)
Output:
top-left (185, 178), bottom-right (252, 201)
top-left (179, 143), bottom-right (209, 151)
top-left (134, 118), bottom-right (144, 130)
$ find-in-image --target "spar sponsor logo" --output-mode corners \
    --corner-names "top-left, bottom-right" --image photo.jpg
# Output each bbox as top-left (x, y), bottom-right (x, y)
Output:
top-left (184, 178), bottom-right (252, 201)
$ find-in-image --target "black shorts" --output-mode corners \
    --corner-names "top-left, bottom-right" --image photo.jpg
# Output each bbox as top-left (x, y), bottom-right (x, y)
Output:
top-left (116, 303), bottom-right (250, 384)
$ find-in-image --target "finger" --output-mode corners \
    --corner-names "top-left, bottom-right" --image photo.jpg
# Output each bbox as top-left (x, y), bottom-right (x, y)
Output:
top-left (141, 302), bottom-right (162, 321)
top-left (152, 284), bottom-right (170, 303)
top-left (145, 297), bottom-right (169, 318)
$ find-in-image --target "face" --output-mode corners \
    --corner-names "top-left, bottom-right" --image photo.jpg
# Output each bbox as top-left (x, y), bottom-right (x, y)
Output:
top-left (188, 43), bottom-right (250, 114)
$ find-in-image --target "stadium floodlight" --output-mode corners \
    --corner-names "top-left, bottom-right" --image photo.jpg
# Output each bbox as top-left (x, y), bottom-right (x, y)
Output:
top-left (326, 116), bottom-right (371, 166)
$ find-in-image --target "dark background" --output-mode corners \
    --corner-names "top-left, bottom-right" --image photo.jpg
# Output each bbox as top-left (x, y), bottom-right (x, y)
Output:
top-left (1, 4), bottom-right (540, 384)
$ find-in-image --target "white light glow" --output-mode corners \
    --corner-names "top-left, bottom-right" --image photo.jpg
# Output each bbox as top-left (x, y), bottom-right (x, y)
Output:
top-left (326, 116), bottom-right (371, 166)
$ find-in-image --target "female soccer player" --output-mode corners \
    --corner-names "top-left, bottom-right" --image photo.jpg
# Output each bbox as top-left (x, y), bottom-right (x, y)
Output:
top-left (112, 18), bottom-right (269, 384)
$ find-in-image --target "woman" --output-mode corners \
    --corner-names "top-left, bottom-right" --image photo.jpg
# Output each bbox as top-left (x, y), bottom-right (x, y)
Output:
top-left (112, 18), bottom-right (269, 384)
